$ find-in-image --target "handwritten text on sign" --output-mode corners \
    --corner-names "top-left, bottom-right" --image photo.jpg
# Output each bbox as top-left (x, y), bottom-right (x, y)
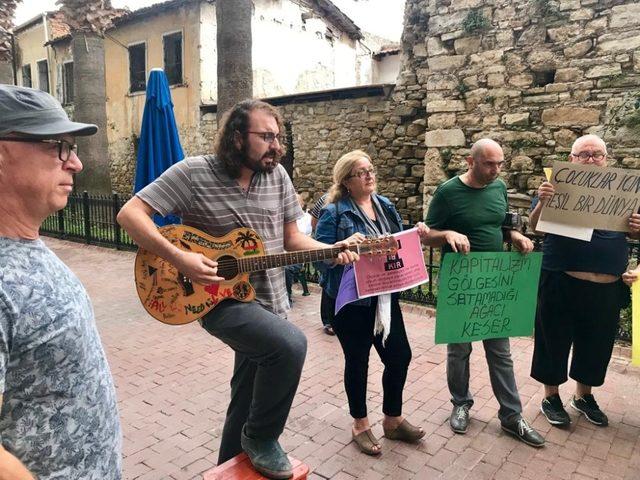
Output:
top-left (540, 161), bottom-right (640, 232)
top-left (435, 252), bottom-right (542, 344)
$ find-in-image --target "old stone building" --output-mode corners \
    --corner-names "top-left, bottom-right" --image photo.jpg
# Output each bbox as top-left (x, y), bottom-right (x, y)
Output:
top-left (396, 0), bottom-right (640, 222)
top-left (281, 0), bottom-right (640, 223)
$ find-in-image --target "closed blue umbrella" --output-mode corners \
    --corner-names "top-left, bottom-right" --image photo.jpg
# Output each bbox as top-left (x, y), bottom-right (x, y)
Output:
top-left (134, 68), bottom-right (184, 226)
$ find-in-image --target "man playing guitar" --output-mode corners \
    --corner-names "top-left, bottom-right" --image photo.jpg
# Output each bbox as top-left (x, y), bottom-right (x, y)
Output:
top-left (117, 100), bottom-right (358, 479)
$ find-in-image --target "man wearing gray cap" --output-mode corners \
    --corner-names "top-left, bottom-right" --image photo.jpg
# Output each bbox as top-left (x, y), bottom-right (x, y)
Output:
top-left (0, 85), bottom-right (121, 479)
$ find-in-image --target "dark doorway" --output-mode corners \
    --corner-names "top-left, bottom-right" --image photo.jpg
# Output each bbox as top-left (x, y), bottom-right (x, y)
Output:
top-left (281, 121), bottom-right (294, 179)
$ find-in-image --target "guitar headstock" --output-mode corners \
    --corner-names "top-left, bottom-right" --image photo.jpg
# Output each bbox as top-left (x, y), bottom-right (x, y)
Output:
top-left (360, 235), bottom-right (399, 256)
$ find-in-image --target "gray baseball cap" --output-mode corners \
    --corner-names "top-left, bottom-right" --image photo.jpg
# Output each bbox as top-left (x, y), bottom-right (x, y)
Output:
top-left (0, 84), bottom-right (97, 137)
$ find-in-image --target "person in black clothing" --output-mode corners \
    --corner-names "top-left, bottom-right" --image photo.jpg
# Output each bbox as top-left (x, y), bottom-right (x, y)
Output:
top-left (309, 193), bottom-right (335, 335)
top-left (529, 134), bottom-right (640, 428)
top-left (315, 150), bottom-right (431, 455)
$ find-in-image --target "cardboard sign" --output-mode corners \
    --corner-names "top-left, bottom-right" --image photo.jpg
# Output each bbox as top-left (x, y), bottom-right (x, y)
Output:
top-left (435, 252), bottom-right (542, 344)
top-left (535, 219), bottom-right (593, 241)
top-left (540, 161), bottom-right (640, 232)
top-left (537, 166), bottom-right (593, 240)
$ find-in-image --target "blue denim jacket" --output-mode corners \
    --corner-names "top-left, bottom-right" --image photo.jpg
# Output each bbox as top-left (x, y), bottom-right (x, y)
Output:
top-left (315, 194), bottom-right (403, 302)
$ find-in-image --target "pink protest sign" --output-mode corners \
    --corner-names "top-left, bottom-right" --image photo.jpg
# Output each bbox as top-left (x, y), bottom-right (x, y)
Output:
top-left (353, 228), bottom-right (428, 298)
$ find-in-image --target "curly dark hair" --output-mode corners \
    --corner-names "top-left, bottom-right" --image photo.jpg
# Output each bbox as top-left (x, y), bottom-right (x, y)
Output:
top-left (214, 99), bottom-right (286, 178)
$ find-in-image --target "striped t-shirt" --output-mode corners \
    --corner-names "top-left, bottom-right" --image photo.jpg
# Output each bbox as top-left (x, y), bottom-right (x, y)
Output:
top-left (309, 193), bottom-right (328, 220)
top-left (137, 155), bottom-right (303, 317)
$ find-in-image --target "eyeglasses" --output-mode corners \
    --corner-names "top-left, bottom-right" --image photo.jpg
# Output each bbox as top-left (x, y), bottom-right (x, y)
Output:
top-left (247, 131), bottom-right (283, 145)
top-left (0, 137), bottom-right (78, 162)
top-left (347, 167), bottom-right (376, 179)
top-left (571, 151), bottom-right (606, 162)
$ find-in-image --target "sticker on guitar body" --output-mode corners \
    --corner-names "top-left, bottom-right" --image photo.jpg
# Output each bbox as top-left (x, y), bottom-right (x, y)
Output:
top-left (203, 284), bottom-right (238, 306)
top-left (134, 225), bottom-right (397, 325)
top-left (234, 230), bottom-right (261, 256)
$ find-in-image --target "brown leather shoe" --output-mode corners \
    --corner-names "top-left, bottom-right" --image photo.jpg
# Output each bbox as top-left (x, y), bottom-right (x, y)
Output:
top-left (383, 419), bottom-right (425, 443)
top-left (352, 428), bottom-right (382, 456)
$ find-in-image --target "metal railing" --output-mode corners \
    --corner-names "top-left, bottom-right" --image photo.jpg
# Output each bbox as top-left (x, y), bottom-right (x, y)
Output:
top-left (41, 192), bottom-right (137, 250)
top-left (42, 193), bottom-right (635, 341)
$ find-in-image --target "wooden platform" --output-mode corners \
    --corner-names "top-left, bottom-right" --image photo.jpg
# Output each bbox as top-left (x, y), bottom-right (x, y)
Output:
top-left (203, 453), bottom-right (309, 480)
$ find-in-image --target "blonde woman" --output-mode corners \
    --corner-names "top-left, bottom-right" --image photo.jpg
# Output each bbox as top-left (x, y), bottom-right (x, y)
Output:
top-left (315, 150), bottom-right (430, 455)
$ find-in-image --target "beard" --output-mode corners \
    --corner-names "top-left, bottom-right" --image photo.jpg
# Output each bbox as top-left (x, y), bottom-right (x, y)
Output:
top-left (242, 147), bottom-right (281, 173)
top-left (483, 172), bottom-right (499, 184)
top-left (472, 168), bottom-right (499, 186)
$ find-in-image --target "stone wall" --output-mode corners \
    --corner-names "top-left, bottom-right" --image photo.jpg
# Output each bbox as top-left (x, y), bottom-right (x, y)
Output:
top-left (396, 0), bottom-right (640, 216)
top-left (280, 95), bottom-right (424, 217)
top-left (195, 88), bottom-right (429, 218)
top-left (110, 124), bottom-right (214, 196)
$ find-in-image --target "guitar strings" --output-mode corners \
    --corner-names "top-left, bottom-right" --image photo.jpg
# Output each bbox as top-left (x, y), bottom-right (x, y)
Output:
top-left (210, 242), bottom-right (390, 269)
top-left (212, 249), bottom-right (343, 268)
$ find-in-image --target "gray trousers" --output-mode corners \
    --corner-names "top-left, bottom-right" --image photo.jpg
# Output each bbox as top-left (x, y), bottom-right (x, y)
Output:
top-left (447, 338), bottom-right (522, 424)
top-left (201, 300), bottom-right (307, 464)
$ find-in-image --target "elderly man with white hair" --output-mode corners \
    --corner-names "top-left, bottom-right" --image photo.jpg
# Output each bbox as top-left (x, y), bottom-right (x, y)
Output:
top-left (424, 138), bottom-right (545, 448)
top-left (529, 134), bottom-right (640, 428)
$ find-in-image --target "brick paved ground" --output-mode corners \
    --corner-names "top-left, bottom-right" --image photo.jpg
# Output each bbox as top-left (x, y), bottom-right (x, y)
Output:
top-left (45, 237), bottom-right (640, 480)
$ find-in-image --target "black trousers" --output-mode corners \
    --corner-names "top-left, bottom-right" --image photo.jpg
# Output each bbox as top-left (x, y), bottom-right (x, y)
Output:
top-left (201, 300), bottom-right (307, 464)
top-left (331, 295), bottom-right (412, 419)
top-left (531, 270), bottom-right (628, 387)
top-left (320, 288), bottom-right (335, 326)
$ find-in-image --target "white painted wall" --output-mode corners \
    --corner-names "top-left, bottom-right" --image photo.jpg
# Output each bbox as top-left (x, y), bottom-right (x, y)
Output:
top-left (253, 0), bottom-right (362, 96)
top-left (373, 53), bottom-right (401, 84)
top-left (356, 42), bottom-right (374, 86)
top-left (333, 33), bottom-right (357, 88)
top-left (200, 0), bottom-right (363, 103)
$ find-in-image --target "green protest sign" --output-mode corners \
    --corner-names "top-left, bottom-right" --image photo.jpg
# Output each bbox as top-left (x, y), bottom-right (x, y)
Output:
top-left (435, 252), bottom-right (542, 344)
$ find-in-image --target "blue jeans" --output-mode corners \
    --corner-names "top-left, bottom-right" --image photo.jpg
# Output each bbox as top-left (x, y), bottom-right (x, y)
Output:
top-left (201, 300), bottom-right (307, 463)
top-left (447, 338), bottom-right (522, 424)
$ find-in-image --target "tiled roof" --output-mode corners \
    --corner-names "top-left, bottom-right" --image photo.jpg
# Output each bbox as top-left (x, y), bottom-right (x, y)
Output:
top-left (112, 0), bottom-right (203, 27)
top-left (45, 7), bottom-right (129, 44)
top-left (48, 11), bottom-right (71, 40)
top-left (373, 43), bottom-right (401, 59)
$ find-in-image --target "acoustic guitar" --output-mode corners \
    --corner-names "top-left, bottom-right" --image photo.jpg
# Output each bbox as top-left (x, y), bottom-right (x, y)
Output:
top-left (135, 224), bottom-right (398, 325)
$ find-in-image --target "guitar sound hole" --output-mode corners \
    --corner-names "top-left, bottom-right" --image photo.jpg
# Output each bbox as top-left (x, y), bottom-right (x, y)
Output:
top-left (217, 255), bottom-right (239, 280)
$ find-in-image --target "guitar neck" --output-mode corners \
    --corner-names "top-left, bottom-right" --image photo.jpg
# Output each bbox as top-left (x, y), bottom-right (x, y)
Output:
top-left (237, 244), bottom-right (360, 273)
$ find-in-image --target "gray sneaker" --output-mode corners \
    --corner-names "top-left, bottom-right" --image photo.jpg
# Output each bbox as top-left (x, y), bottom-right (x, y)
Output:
top-left (449, 404), bottom-right (470, 433)
top-left (501, 417), bottom-right (545, 448)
